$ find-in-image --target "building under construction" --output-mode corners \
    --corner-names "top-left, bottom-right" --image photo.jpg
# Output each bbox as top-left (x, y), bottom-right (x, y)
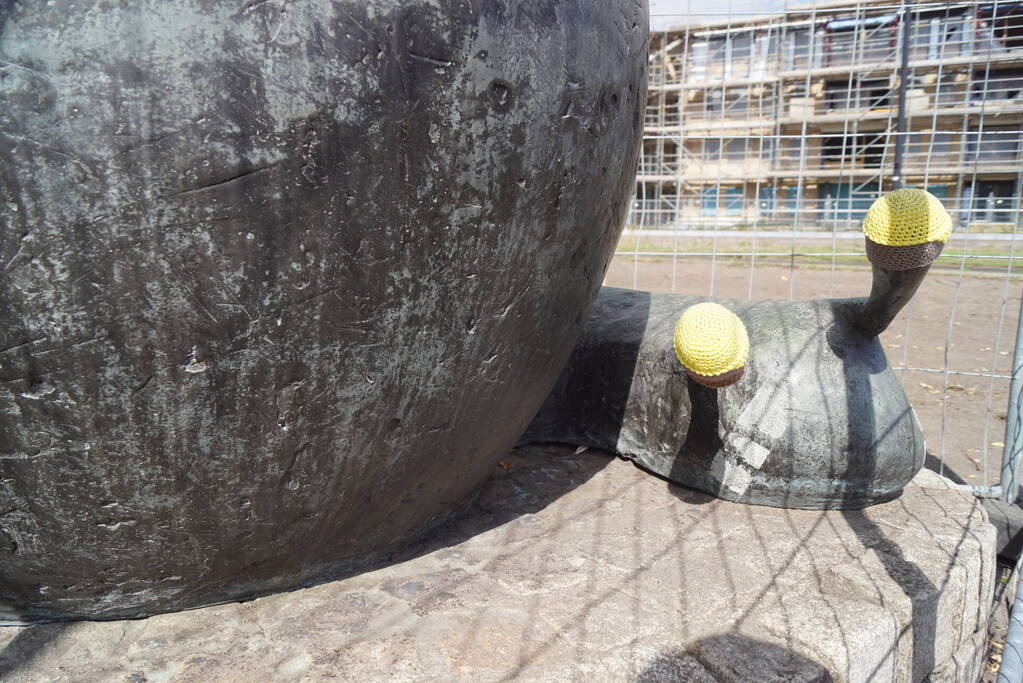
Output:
top-left (637, 0), bottom-right (1023, 229)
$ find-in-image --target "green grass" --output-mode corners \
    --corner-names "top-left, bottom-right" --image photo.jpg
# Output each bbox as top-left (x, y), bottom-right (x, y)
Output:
top-left (614, 237), bottom-right (1023, 274)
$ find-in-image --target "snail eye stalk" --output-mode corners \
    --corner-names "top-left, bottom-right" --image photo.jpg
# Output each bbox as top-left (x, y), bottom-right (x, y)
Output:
top-left (853, 188), bottom-right (953, 338)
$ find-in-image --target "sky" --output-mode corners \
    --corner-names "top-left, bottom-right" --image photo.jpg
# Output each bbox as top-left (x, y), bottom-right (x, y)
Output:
top-left (649, 0), bottom-right (788, 30)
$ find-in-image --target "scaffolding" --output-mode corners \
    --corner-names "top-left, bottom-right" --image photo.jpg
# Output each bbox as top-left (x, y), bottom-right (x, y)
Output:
top-left (637, 0), bottom-right (1023, 230)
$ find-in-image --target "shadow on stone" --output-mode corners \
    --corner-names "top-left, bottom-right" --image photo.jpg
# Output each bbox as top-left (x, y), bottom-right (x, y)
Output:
top-left (358, 443), bottom-right (616, 571)
top-left (923, 452), bottom-right (968, 486)
top-left (831, 301), bottom-right (939, 681)
top-left (519, 289), bottom-right (652, 453)
top-left (667, 633), bottom-right (834, 682)
top-left (0, 623), bottom-right (74, 680)
top-left (635, 649), bottom-right (718, 683)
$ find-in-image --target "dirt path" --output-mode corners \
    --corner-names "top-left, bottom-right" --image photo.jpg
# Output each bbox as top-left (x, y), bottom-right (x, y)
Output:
top-left (605, 256), bottom-right (1023, 488)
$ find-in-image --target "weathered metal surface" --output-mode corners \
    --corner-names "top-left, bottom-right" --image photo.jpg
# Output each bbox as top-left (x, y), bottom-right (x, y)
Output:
top-left (852, 263), bottom-right (932, 337)
top-left (523, 287), bottom-right (925, 510)
top-left (0, 0), bottom-right (647, 621)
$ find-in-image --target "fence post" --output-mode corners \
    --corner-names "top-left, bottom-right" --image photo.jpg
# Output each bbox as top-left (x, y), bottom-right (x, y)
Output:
top-left (1000, 294), bottom-right (1023, 503)
top-left (891, 5), bottom-right (912, 190)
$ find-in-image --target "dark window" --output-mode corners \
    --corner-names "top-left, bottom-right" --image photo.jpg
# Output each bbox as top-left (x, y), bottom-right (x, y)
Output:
top-left (824, 78), bottom-right (890, 110)
top-left (861, 79), bottom-right (891, 109)
top-left (966, 127), bottom-right (1019, 162)
top-left (821, 135), bottom-right (886, 166)
top-left (824, 80), bottom-right (855, 110)
top-left (978, 4), bottom-right (1023, 52)
top-left (822, 136), bottom-right (847, 160)
top-left (971, 68), bottom-right (1023, 102)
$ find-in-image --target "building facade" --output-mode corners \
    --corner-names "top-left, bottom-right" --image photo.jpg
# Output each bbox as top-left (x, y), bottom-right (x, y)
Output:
top-left (637, 0), bottom-right (1023, 229)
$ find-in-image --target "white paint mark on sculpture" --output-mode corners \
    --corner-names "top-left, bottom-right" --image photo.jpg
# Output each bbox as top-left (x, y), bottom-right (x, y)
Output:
top-left (719, 458), bottom-right (752, 496)
top-left (725, 434), bottom-right (769, 469)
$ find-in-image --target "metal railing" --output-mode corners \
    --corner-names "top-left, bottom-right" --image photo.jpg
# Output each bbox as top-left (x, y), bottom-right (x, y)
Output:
top-left (644, 4), bottom-right (1023, 679)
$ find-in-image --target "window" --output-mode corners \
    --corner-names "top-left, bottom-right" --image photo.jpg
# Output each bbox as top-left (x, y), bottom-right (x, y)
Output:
top-left (751, 32), bottom-right (777, 78)
top-left (822, 136), bottom-right (850, 162)
top-left (977, 4), bottom-right (1023, 53)
top-left (702, 88), bottom-right (751, 119)
top-left (724, 138), bottom-right (746, 161)
top-left (966, 127), bottom-right (1020, 162)
top-left (859, 136), bottom-right (886, 166)
top-left (821, 135), bottom-right (887, 167)
top-left (701, 186), bottom-right (744, 217)
top-left (820, 183), bottom-right (877, 221)
top-left (755, 185), bottom-right (775, 212)
top-left (699, 138), bottom-right (750, 161)
top-left (730, 33), bottom-right (753, 77)
top-left (861, 79), bottom-right (891, 109)
top-left (689, 40), bottom-right (710, 78)
top-left (824, 77), bottom-right (891, 111)
top-left (704, 89), bottom-right (723, 117)
top-left (753, 136), bottom-right (775, 160)
top-left (966, 180), bottom-right (1016, 223)
top-left (634, 183), bottom-right (680, 226)
top-left (824, 80), bottom-right (857, 111)
top-left (823, 14), bottom-right (897, 67)
top-left (971, 68), bottom-right (1023, 103)
top-left (785, 29), bottom-right (812, 70)
top-left (908, 133), bottom-right (955, 164)
top-left (910, 10), bottom-right (968, 59)
top-left (707, 37), bottom-right (729, 77)
top-left (934, 73), bottom-right (966, 106)
top-left (702, 138), bottom-right (721, 160)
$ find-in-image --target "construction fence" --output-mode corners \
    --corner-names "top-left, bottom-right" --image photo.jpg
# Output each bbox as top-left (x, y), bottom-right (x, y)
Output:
top-left (615, 0), bottom-right (1023, 498)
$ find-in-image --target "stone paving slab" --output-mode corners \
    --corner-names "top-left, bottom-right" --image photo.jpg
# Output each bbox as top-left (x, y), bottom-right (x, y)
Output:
top-left (0, 445), bottom-right (997, 682)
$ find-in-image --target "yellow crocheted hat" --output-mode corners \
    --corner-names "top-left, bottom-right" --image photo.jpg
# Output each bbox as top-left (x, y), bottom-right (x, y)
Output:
top-left (673, 303), bottom-right (749, 377)
top-left (862, 188), bottom-right (953, 247)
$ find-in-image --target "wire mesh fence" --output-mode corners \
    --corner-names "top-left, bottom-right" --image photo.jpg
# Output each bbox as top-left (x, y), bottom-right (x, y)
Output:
top-left (616, 0), bottom-right (1023, 495)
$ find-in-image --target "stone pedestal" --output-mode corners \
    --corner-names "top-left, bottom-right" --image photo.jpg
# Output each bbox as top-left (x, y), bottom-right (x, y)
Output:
top-left (0, 445), bottom-right (996, 682)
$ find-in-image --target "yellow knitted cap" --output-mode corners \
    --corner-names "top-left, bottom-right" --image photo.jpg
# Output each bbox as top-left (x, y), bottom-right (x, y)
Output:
top-left (673, 303), bottom-right (749, 377)
top-left (862, 188), bottom-right (953, 246)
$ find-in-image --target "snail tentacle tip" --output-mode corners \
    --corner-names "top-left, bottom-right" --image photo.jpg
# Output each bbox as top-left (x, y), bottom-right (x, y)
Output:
top-left (862, 188), bottom-right (953, 271)
top-left (673, 302), bottom-right (749, 389)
